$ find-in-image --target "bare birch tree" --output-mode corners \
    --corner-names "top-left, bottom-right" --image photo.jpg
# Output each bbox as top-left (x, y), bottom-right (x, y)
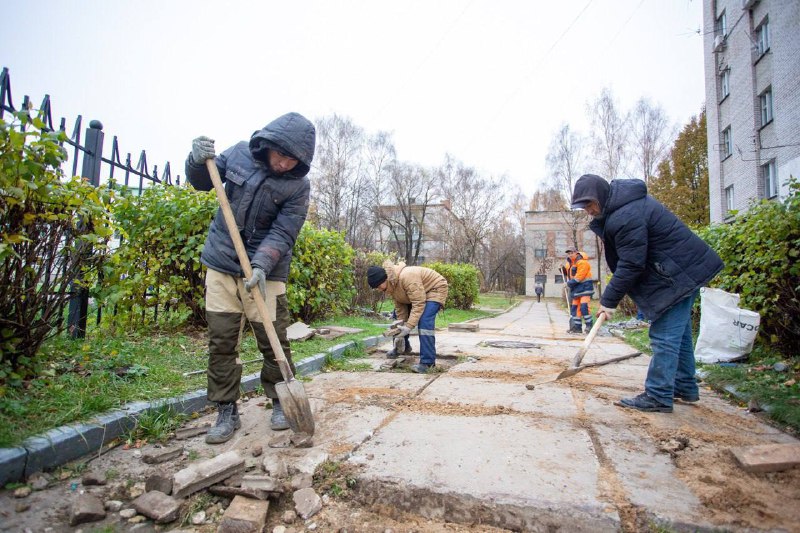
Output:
top-left (312, 114), bottom-right (364, 235)
top-left (374, 162), bottom-right (437, 265)
top-left (436, 155), bottom-right (505, 265)
top-left (588, 88), bottom-right (628, 180)
top-left (630, 98), bottom-right (674, 183)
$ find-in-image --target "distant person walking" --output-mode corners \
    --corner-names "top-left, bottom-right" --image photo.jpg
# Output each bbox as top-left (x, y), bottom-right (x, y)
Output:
top-left (534, 283), bottom-right (543, 303)
top-left (367, 262), bottom-right (448, 374)
top-left (571, 174), bottom-right (723, 413)
top-left (186, 112), bottom-right (316, 443)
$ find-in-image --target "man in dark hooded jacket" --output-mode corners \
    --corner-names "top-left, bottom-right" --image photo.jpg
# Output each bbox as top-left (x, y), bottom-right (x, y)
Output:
top-left (187, 112), bottom-right (316, 443)
top-left (571, 174), bottom-right (723, 413)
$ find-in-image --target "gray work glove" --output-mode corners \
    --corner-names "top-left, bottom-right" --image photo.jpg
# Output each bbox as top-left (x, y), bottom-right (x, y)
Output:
top-left (596, 305), bottom-right (616, 320)
top-left (191, 135), bottom-right (216, 164)
top-left (244, 268), bottom-right (267, 300)
top-left (395, 325), bottom-right (412, 338)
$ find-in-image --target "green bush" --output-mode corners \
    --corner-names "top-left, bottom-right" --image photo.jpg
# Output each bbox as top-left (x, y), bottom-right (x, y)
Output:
top-left (100, 184), bottom-right (216, 329)
top-left (698, 180), bottom-right (800, 355)
top-left (424, 262), bottom-right (480, 310)
top-left (288, 225), bottom-right (355, 322)
top-left (0, 112), bottom-right (113, 384)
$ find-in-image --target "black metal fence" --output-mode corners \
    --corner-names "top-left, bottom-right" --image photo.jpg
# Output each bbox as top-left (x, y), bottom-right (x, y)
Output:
top-left (0, 66), bottom-right (180, 338)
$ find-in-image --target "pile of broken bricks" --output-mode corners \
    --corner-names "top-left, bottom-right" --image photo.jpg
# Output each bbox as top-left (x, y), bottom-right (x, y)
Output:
top-left (62, 443), bottom-right (329, 530)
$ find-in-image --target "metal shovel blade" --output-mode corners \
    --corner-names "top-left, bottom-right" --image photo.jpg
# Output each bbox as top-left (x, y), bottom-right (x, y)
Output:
top-left (276, 380), bottom-right (315, 435)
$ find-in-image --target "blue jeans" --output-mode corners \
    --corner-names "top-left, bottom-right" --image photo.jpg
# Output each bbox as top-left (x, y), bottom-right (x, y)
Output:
top-left (418, 301), bottom-right (442, 365)
top-left (645, 290), bottom-right (700, 407)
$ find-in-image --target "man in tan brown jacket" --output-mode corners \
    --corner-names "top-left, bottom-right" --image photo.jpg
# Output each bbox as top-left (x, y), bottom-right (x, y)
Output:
top-left (367, 261), bottom-right (448, 373)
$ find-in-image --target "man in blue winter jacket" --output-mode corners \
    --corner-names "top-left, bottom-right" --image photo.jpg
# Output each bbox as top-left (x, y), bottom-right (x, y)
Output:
top-left (187, 112), bottom-right (316, 443)
top-left (571, 174), bottom-right (723, 413)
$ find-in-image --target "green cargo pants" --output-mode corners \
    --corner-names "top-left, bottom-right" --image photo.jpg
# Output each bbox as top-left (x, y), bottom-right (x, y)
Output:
top-left (205, 269), bottom-right (296, 403)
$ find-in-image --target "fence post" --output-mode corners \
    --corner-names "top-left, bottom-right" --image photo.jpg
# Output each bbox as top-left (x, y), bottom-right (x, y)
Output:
top-left (67, 120), bottom-right (104, 338)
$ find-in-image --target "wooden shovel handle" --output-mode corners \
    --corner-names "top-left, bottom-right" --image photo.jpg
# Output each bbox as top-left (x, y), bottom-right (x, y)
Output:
top-left (205, 159), bottom-right (295, 381)
top-left (570, 312), bottom-right (606, 368)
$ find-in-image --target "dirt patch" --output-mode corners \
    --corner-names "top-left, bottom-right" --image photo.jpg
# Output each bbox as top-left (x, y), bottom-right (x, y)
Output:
top-left (269, 496), bottom-right (514, 532)
top-left (677, 447), bottom-right (800, 530)
top-left (392, 398), bottom-right (513, 417)
top-left (576, 383), bottom-right (800, 530)
top-left (328, 387), bottom-right (414, 409)
top-left (448, 370), bottom-right (532, 383)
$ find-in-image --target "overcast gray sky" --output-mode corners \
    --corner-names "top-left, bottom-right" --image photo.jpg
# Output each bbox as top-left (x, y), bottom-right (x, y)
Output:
top-left (2, 0), bottom-right (706, 196)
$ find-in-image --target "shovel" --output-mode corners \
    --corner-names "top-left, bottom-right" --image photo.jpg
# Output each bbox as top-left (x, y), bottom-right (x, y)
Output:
top-left (524, 312), bottom-right (608, 389)
top-left (205, 159), bottom-right (314, 436)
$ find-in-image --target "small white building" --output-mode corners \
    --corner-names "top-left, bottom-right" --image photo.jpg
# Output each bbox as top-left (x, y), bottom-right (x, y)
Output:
top-left (524, 210), bottom-right (610, 299)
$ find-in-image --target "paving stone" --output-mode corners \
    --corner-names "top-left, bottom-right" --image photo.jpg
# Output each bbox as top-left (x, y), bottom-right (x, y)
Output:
top-left (175, 425), bottom-right (210, 440)
top-left (290, 472), bottom-right (313, 490)
top-left (731, 443), bottom-right (800, 473)
top-left (142, 444), bottom-right (183, 464)
top-left (209, 484), bottom-right (274, 501)
top-left (28, 472), bottom-right (50, 491)
top-left (287, 321), bottom-right (316, 341)
top-left (69, 494), bottom-right (106, 526)
top-left (447, 322), bottom-right (479, 332)
top-left (261, 453), bottom-right (289, 479)
top-left (145, 474), bottom-right (173, 495)
top-left (132, 490), bottom-right (181, 524)
top-left (104, 500), bottom-right (124, 512)
top-left (172, 450), bottom-right (245, 498)
top-left (218, 495), bottom-right (270, 533)
top-left (241, 474), bottom-right (282, 492)
top-left (81, 470), bottom-right (107, 486)
top-left (293, 487), bottom-right (322, 519)
top-left (286, 448), bottom-right (329, 476)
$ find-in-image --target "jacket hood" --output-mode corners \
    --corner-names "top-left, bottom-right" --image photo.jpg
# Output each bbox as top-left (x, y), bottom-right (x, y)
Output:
top-left (605, 179), bottom-right (647, 215)
top-left (249, 112), bottom-right (316, 178)
top-left (571, 174), bottom-right (610, 210)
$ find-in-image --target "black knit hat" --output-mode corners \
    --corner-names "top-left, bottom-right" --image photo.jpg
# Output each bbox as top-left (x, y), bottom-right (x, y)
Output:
top-left (367, 266), bottom-right (387, 288)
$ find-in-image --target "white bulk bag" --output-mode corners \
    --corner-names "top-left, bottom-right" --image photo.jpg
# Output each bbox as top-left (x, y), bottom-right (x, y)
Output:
top-left (695, 287), bottom-right (761, 363)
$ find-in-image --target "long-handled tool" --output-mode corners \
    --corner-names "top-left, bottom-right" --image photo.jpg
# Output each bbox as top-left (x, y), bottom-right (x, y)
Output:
top-left (525, 313), bottom-right (610, 389)
top-left (206, 159), bottom-right (314, 436)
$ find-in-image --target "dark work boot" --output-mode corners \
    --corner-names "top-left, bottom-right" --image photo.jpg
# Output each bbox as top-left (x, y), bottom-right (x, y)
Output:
top-left (270, 399), bottom-right (290, 431)
top-left (568, 317), bottom-right (583, 334)
top-left (205, 402), bottom-right (241, 444)
top-left (583, 316), bottom-right (594, 333)
top-left (615, 392), bottom-right (673, 413)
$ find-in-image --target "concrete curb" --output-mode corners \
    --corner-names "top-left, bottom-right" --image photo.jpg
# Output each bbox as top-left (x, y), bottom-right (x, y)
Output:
top-left (0, 334), bottom-right (385, 486)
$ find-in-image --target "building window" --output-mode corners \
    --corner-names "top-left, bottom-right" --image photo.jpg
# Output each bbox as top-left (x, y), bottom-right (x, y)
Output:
top-left (722, 127), bottom-right (732, 159)
top-left (760, 87), bottom-right (773, 126)
top-left (763, 161), bottom-right (778, 198)
top-left (555, 275), bottom-right (564, 284)
top-left (716, 11), bottom-right (728, 37)
top-left (756, 18), bottom-right (770, 57)
top-left (534, 275), bottom-right (547, 284)
top-left (725, 185), bottom-right (735, 212)
top-left (720, 69), bottom-right (730, 99)
top-left (534, 248), bottom-right (546, 259)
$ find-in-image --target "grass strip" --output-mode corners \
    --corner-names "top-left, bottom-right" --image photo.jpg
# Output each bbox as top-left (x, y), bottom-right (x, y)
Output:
top-left (0, 300), bottom-right (503, 448)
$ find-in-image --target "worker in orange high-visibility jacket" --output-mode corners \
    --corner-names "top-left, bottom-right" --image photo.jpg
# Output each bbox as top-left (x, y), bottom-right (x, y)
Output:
top-left (565, 249), bottom-right (595, 334)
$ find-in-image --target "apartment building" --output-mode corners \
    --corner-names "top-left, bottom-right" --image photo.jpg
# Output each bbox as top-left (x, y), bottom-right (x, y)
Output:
top-left (703, 0), bottom-right (800, 223)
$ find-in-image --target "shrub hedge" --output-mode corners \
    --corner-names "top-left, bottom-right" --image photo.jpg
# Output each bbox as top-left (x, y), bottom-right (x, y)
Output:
top-left (698, 180), bottom-right (800, 355)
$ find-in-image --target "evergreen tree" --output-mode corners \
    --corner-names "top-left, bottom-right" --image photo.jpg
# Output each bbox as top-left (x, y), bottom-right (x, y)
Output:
top-left (650, 110), bottom-right (709, 226)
